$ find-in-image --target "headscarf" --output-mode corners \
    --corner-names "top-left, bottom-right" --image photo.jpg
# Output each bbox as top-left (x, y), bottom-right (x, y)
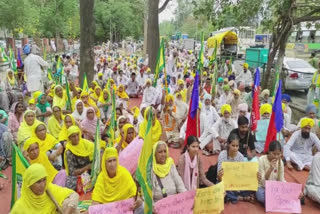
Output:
top-left (300, 118), bottom-right (315, 128)
top-left (152, 141), bottom-right (174, 178)
top-left (36, 93), bottom-right (51, 113)
top-left (115, 124), bottom-right (136, 150)
top-left (7, 70), bottom-right (16, 86)
top-left (29, 99), bottom-right (35, 105)
top-left (23, 44), bottom-right (31, 55)
top-left (222, 85), bottom-right (230, 91)
top-left (260, 89), bottom-right (270, 98)
top-left (31, 122), bottom-right (58, 153)
top-left (91, 86), bottom-right (102, 101)
top-left (80, 91), bottom-right (100, 118)
top-left (23, 138), bottom-right (58, 183)
top-left (260, 103), bottom-right (272, 116)
top-left (80, 107), bottom-right (97, 136)
top-left (10, 164), bottom-right (73, 214)
top-left (17, 110), bottom-right (41, 145)
top-left (33, 91), bottom-right (42, 101)
top-left (177, 79), bottom-right (185, 85)
top-left (221, 104), bottom-right (232, 115)
top-left (52, 85), bottom-right (67, 109)
top-left (64, 126), bottom-right (94, 175)
top-left (131, 106), bottom-right (140, 119)
top-left (306, 104), bottom-right (317, 114)
top-left (91, 147), bottom-right (137, 203)
top-left (281, 94), bottom-right (291, 102)
top-left (233, 89), bottom-right (240, 95)
top-left (138, 107), bottom-right (162, 144)
top-left (116, 85), bottom-right (129, 99)
top-left (72, 100), bottom-right (87, 121)
top-left (99, 89), bottom-right (111, 112)
top-left (47, 106), bottom-right (64, 139)
top-left (58, 114), bottom-right (76, 142)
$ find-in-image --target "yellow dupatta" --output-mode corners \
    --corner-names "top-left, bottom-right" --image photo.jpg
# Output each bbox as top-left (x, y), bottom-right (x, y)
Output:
top-left (31, 122), bottom-right (59, 153)
top-left (116, 85), bottom-right (129, 99)
top-left (47, 106), bottom-right (64, 139)
top-left (91, 86), bottom-right (102, 101)
top-left (312, 70), bottom-right (320, 87)
top-left (91, 147), bottom-right (136, 203)
top-left (80, 91), bottom-right (100, 118)
top-left (152, 141), bottom-right (174, 178)
top-left (17, 110), bottom-right (42, 145)
top-left (58, 114), bottom-right (76, 142)
top-left (64, 125), bottom-right (94, 175)
top-left (131, 106), bottom-right (140, 119)
top-left (115, 123), bottom-right (136, 150)
top-left (11, 164), bottom-right (74, 214)
top-left (99, 89), bottom-right (111, 104)
top-left (53, 85), bottom-right (68, 109)
top-left (7, 71), bottom-right (16, 86)
top-left (138, 107), bottom-right (162, 144)
top-left (23, 138), bottom-right (58, 183)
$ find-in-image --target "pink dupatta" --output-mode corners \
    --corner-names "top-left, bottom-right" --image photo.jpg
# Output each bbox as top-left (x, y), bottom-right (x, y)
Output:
top-left (184, 152), bottom-right (199, 190)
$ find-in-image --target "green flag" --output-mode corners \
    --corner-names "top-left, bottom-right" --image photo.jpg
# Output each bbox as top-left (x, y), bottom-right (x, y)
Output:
top-left (82, 73), bottom-right (89, 92)
top-left (91, 119), bottom-right (101, 185)
top-left (107, 89), bottom-right (117, 146)
top-left (0, 46), bottom-right (8, 62)
top-left (153, 39), bottom-right (166, 88)
top-left (197, 32), bottom-right (205, 73)
top-left (9, 46), bottom-right (17, 73)
top-left (136, 108), bottom-right (153, 214)
top-left (65, 76), bottom-right (72, 112)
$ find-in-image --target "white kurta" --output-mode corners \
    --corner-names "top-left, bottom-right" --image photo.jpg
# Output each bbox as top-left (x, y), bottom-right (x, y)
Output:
top-left (200, 105), bottom-right (220, 135)
top-left (284, 130), bottom-right (320, 170)
top-left (236, 70), bottom-right (252, 87)
top-left (140, 86), bottom-right (158, 109)
top-left (24, 54), bottom-right (48, 92)
top-left (126, 80), bottom-right (139, 95)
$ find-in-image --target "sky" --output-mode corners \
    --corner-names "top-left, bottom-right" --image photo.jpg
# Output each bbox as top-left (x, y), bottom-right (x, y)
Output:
top-left (159, 0), bottom-right (178, 23)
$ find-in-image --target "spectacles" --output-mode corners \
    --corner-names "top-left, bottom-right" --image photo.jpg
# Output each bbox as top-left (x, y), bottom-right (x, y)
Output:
top-left (87, 111), bottom-right (94, 114)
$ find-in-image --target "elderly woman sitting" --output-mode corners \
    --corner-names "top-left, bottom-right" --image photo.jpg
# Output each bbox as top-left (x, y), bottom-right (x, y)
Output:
top-left (152, 141), bottom-right (186, 202)
top-left (91, 147), bottom-right (143, 213)
top-left (64, 125), bottom-right (94, 190)
top-left (10, 164), bottom-right (79, 214)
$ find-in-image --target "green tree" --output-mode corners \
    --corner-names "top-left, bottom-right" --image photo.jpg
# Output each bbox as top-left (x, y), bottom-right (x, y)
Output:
top-left (193, 0), bottom-right (320, 89)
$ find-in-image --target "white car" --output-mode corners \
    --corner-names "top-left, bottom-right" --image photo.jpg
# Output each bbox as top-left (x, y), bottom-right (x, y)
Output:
top-left (283, 57), bottom-right (317, 92)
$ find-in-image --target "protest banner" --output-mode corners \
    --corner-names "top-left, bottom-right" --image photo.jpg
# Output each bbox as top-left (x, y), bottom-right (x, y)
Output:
top-left (193, 182), bottom-right (224, 214)
top-left (266, 181), bottom-right (302, 213)
top-left (119, 137), bottom-right (143, 174)
top-left (154, 190), bottom-right (196, 214)
top-left (89, 198), bottom-right (134, 214)
top-left (222, 162), bottom-right (259, 191)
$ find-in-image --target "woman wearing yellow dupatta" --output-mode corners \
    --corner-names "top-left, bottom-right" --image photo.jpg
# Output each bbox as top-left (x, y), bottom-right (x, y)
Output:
top-left (152, 141), bottom-right (186, 202)
top-left (116, 84), bottom-right (129, 109)
top-left (80, 91), bottom-right (100, 118)
top-left (98, 89), bottom-right (111, 122)
top-left (90, 86), bottom-right (102, 103)
top-left (23, 138), bottom-right (67, 187)
top-left (115, 123), bottom-right (136, 153)
top-left (58, 114), bottom-right (77, 143)
top-left (64, 125), bottom-right (94, 190)
top-left (31, 122), bottom-right (63, 167)
top-left (17, 110), bottom-right (41, 148)
top-left (48, 106), bottom-right (64, 139)
top-left (138, 106), bottom-right (162, 144)
top-left (11, 164), bottom-right (79, 214)
top-left (89, 81), bottom-right (98, 94)
top-left (53, 85), bottom-right (68, 110)
top-left (91, 147), bottom-right (143, 211)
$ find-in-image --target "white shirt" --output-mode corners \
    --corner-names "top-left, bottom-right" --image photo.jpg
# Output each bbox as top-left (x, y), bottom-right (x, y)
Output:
top-left (126, 79), bottom-right (139, 94)
top-left (236, 70), bottom-right (252, 87)
top-left (24, 54), bottom-right (48, 92)
top-left (141, 86), bottom-right (158, 109)
top-left (200, 105), bottom-right (220, 135)
top-left (117, 75), bottom-right (128, 86)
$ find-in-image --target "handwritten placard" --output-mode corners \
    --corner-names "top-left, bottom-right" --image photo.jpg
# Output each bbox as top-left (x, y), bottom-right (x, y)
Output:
top-left (119, 137), bottom-right (143, 174)
top-left (222, 162), bottom-right (259, 191)
top-left (193, 182), bottom-right (224, 214)
top-left (265, 181), bottom-right (302, 213)
top-left (154, 190), bottom-right (196, 214)
top-left (89, 198), bottom-right (134, 214)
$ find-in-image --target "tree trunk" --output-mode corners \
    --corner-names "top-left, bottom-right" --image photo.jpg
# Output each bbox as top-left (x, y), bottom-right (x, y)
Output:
top-left (79, 0), bottom-right (95, 86)
top-left (147, 0), bottom-right (160, 72)
top-left (143, 13), bottom-right (148, 56)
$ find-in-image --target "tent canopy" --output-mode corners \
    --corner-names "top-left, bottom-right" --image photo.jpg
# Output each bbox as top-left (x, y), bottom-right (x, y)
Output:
top-left (207, 31), bottom-right (238, 49)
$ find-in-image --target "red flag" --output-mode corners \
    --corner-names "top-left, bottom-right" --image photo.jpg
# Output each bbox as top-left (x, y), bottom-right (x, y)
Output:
top-left (251, 68), bottom-right (260, 131)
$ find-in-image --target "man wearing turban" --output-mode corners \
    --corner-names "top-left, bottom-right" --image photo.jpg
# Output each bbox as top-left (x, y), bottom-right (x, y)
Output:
top-left (297, 104), bottom-right (320, 136)
top-left (23, 44), bottom-right (48, 95)
top-left (284, 118), bottom-right (320, 171)
top-left (199, 104), bottom-right (237, 155)
top-left (235, 63), bottom-right (252, 89)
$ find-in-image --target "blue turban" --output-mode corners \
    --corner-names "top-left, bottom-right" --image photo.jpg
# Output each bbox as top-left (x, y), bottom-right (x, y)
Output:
top-left (306, 104), bottom-right (317, 114)
top-left (281, 94), bottom-right (291, 102)
top-left (23, 44), bottom-right (31, 55)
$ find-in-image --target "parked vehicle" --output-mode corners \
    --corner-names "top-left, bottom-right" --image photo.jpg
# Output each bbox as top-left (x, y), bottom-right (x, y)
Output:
top-left (283, 57), bottom-right (317, 92)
